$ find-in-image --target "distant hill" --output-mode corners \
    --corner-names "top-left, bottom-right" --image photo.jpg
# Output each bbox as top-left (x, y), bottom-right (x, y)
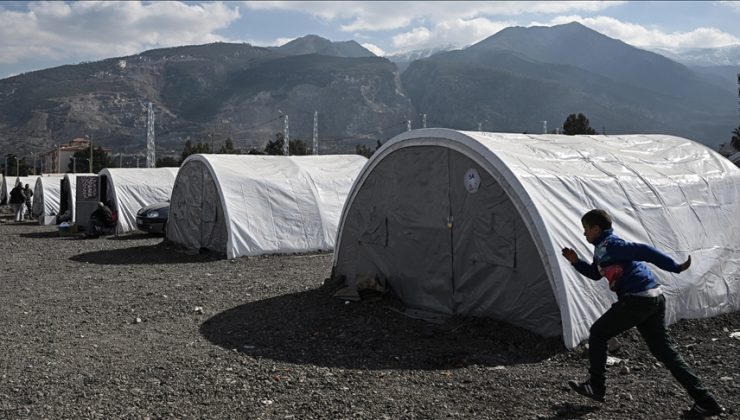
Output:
top-left (273, 35), bottom-right (376, 58)
top-left (402, 22), bottom-right (737, 147)
top-left (0, 42), bottom-right (411, 157)
top-left (0, 26), bottom-right (737, 160)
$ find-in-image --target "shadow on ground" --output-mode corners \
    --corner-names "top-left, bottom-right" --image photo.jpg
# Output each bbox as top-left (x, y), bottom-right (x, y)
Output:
top-left (20, 231), bottom-right (61, 239)
top-left (543, 403), bottom-right (600, 419)
top-left (107, 232), bottom-right (162, 241)
top-left (200, 285), bottom-right (566, 370)
top-left (70, 243), bottom-right (218, 265)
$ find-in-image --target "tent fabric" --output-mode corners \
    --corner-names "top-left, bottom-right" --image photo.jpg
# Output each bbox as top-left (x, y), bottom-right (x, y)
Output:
top-left (167, 154), bottom-right (368, 259)
top-left (2, 176), bottom-right (41, 205)
top-left (98, 168), bottom-right (179, 233)
top-left (60, 173), bottom-right (94, 222)
top-left (332, 128), bottom-right (740, 349)
top-left (32, 175), bottom-right (65, 224)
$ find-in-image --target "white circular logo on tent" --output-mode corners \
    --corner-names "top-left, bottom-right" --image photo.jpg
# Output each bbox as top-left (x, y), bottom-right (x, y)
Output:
top-left (464, 168), bottom-right (480, 193)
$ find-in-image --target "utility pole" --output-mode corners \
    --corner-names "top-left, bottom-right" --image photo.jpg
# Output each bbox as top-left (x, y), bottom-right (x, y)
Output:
top-left (312, 110), bottom-right (318, 155)
top-left (283, 114), bottom-right (289, 156)
top-left (89, 134), bottom-right (94, 173)
top-left (146, 102), bottom-right (155, 168)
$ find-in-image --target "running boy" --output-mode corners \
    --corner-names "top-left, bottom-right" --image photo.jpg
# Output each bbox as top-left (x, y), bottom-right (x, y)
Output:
top-left (561, 209), bottom-right (723, 418)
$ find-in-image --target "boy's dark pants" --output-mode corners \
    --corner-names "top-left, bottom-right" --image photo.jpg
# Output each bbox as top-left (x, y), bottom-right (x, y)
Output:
top-left (588, 294), bottom-right (709, 402)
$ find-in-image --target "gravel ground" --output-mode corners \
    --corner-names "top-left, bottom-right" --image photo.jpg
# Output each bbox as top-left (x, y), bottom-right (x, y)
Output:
top-left (0, 218), bottom-right (738, 419)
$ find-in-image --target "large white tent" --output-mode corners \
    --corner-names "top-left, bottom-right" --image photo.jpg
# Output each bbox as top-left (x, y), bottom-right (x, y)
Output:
top-left (167, 154), bottom-right (368, 259)
top-left (332, 129), bottom-right (740, 349)
top-left (32, 174), bottom-right (65, 224)
top-left (98, 168), bottom-right (179, 233)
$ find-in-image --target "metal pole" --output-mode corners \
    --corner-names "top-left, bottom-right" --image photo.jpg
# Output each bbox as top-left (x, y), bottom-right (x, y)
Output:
top-left (313, 110), bottom-right (318, 155)
top-left (283, 115), bottom-right (289, 156)
top-left (119, 152), bottom-right (123, 168)
top-left (89, 135), bottom-right (93, 173)
top-left (422, 114), bottom-right (427, 129)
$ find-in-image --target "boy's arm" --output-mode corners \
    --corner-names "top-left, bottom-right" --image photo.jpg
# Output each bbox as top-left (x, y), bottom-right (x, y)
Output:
top-left (562, 247), bottom-right (602, 280)
top-left (607, 241), bottom-right (683, 273)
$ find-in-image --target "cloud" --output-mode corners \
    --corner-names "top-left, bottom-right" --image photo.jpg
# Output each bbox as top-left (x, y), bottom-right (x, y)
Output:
top-left (0, 1), bottom-right (240, 67)
top-left (718, 1), bottom-right (740, 13)
top-left (361, 43), bottom-right (385, 56)
top-left (535, 15), bottom-right (740, 49)
top-left (243, 1), bottom-right (623, 32)
top-left (391, 18), bottom-right (514, 52)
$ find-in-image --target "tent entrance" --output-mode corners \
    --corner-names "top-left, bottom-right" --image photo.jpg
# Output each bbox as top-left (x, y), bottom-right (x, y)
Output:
top-left (337, 145), bottom-right (560, 336)
top-left (168, 160), bottom-right (228, 255)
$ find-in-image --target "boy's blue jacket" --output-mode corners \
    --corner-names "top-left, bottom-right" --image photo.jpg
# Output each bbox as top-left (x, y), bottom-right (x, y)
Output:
top-left (572, 229), bottom-right (682, 296)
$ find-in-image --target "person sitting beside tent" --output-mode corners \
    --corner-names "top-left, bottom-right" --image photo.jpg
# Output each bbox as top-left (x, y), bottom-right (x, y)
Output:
top-left (56, 209), bottom-right (72, 225)
top-left (23, 183), bottom-right (33, 220)
top-left (85, 202), bottom-right (117, 238)
top-left (9, 182), bottom-right (25, 223)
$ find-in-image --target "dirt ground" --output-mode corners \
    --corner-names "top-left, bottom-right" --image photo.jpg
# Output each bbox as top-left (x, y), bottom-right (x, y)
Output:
top-left (0, 219), bottom-right (737, 419)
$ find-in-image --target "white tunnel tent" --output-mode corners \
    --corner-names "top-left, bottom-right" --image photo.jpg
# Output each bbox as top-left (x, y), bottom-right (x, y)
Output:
top-left (2, 176), bottom-right (41, 206)
top-left (167, 154), bottom-right (368, 259)
top-left (32, 174), bottom-right (65, 224)
top-left (332, 129), bottom-right (740, 349)
top-left (96, 168), bottom-right (179, 233)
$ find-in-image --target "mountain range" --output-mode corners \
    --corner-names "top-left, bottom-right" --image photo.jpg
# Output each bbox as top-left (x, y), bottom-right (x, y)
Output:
top-left (0, 22), bottom-right (737, 160)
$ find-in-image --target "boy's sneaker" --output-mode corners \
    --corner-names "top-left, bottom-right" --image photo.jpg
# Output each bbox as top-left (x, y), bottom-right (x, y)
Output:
top-left (682, 396), bottom-right (724, 418)
top-left (568, 378), bottom-right (605, 402)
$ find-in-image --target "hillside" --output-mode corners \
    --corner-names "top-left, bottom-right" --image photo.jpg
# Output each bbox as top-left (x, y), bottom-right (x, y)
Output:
top-left (402, 22), bottom-right (737, 146)
top-left (0, 40), bottom-right (412, 157)
top-left (0, 26), bottom-right (737, 158)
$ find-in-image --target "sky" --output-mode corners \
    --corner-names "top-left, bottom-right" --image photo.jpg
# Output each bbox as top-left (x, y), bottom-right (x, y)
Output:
top-left (1, 1), bottom-right (740, 78)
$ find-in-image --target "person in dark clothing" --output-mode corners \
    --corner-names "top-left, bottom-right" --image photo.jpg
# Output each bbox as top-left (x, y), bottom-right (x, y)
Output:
top-left (23, 183), bottom-right (33, 219)
top-left (9, 182), bottom-right (25, 222)
top-left (86, 202), bottom-right (116, 238)
top-left (561, 209), bottom-right (723, 418)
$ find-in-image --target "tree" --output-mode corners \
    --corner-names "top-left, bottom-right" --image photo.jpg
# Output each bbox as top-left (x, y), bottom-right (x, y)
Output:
top-left (264, 133), bottom-right (310, 156)
top-left (156, 156), bottom-right (180, 167)
top-left (562, 113), bottom-right (597, 135)
top-left (181, 140), bottom-right (211, 162)
top-left (732, 126), bottom-right (740, 151)
top-left (217, 137), bottom-right (241, 154)
top-left (68, 147), bottom-right (112, 173)
top-left (3, 154), bottom-right (32, 176)
top-left (355, 144), bottom-right (374, 158)
top-left (264, 133), bottom-right (285, 155)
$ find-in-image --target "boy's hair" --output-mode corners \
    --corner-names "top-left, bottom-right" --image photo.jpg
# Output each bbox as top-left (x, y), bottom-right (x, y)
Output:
top-left (581, 209), bottom-right (612, 230)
